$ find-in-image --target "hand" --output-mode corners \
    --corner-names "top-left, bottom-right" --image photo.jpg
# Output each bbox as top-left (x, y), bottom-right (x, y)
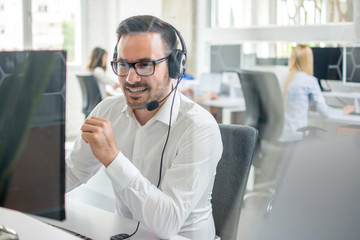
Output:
top-left (181, 88), bottom-right (194, 95)
top-left (342, 105), bottom-right (355, 115)
top-left (81, 117), bottom-right (119, 167)
top-left (205, 92), bottom-right (219, 100)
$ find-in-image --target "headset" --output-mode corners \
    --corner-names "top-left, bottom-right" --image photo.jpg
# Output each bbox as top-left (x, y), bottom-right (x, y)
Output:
top-left (112, 26), bottom-right (187, 111)
top-left (167, 28), bottom-right (187, 80)
top-left (112, 27), bottom-right (187, 80)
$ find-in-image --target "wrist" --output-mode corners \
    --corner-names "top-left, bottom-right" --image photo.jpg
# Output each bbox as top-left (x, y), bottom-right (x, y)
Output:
top-left (103, 149), bottom-right (120, 168)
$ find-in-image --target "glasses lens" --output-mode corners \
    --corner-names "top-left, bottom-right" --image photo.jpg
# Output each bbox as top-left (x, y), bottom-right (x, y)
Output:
top-left (112, 60), bottom-right (157, 77)
top-left (117, 62), bottom-right (129, 76)
top-left (135, 61), bottom-right (154, 76)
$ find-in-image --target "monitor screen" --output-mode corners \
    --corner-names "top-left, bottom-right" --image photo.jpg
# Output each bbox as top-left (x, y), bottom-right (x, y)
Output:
top-left (256, 57), bottom-right (288, 66)
top-left (0, 50), bottom-right (66, 220)
top-left (198, 72), bottom-right (222, 95)
top-left (344, 46), bottom-right (360, 84)
top-left (210, 44), bottom-right (242, 72)
top-left (312, 47), bottom-right (343, 81)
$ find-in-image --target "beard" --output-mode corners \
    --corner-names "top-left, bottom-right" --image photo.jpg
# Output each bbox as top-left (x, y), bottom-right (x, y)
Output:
top-left (122, 75), bottom-right (171, 110)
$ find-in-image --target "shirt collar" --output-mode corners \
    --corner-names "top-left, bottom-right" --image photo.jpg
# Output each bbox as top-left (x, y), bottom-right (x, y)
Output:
top-left (153, 90), bottom-right (180, 126)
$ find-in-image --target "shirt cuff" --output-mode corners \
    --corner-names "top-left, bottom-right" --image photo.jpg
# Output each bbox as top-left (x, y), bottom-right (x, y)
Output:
top-left (104, 151), bottom-right (140, 191)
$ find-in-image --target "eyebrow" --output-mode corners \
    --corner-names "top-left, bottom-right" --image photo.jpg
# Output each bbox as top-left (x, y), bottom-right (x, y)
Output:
top-left (117, 58), bottom-right (152, 63)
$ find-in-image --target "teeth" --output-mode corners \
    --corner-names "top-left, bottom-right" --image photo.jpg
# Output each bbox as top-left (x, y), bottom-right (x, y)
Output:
top-left (128, 88), bottom-right (146, 93)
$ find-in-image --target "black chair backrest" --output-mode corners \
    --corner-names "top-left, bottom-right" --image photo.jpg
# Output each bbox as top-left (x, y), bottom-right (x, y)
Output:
top-left (76, 74), bottom-right (102, 117)
top-left (212, 124), bottom-right (258, 240)
top-left (237, 70), bottom-right (284, 143)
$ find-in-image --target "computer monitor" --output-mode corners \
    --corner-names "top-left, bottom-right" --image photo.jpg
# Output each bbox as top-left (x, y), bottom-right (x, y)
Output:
top-left (210, 44), bottom-right (242, 72)
top-left (0, 50), bottom-right (66, 220)
top-left (311, 47), bottom-right (343, 91)
top-left (344, 46), bottom-right (360, 85)
top-left (198, 72), bottom-right (222, 95)
top-left (255, 57), bottom-right (288, 66)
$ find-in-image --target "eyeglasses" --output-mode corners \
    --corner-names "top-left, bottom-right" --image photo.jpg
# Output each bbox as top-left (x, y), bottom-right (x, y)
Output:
top-left (111, 56), bottom-right (169, 77)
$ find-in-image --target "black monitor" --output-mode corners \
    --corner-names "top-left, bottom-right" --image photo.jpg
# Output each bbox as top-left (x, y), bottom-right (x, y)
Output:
top-left (311, 47), bottom-right (343, 91)
top-left (0, 50), bottom-right (66, 220)
top-left (344, 46), bottom-right (360, 84)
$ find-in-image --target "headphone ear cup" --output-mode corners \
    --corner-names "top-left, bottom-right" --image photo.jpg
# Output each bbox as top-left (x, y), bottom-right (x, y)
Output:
top-left (168, 50), bottom-right (186, 79)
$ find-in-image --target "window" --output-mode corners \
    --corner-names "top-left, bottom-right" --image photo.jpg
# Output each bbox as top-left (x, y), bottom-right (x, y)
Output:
top-left (277, 0), bottom-right (354, 25)
top-left (0, 0), bottom-right (23, 50)
top-left (208, 0), bottom-right (354, 61)
top-left (211, 0), bottom-right (354, 28)
top-left (0, 0), bottom-right (81, 62)
top-left (32, 0), bottom-right (80, 62)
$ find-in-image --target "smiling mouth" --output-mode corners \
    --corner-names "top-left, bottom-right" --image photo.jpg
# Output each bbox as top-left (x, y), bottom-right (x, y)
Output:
top-left (126, 87), bottom-right (146, 93)
top-left (126, 87), bottom-right (148, 98)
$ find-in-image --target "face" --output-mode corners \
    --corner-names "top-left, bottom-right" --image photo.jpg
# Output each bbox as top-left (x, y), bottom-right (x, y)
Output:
top-left (116, 33), bottom-right (171, 110)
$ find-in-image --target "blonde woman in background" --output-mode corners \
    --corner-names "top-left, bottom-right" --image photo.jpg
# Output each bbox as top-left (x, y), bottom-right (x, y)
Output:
top-left (87, 47), bottom-right (120, 99)
top-left (279, 44), bottom-right (354, 142)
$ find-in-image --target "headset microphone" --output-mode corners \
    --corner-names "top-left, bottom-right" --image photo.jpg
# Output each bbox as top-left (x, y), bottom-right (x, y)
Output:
top-left (146, 100), bottom-right (161, 111)
top-left (146, 78), bottom-right (182, 111)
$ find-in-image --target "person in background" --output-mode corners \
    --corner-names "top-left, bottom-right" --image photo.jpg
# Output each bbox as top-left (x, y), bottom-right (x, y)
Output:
top-left (87, 47), bottom-right (120, 99)
top-left (179, 74), bottom-right (219, 103)
top-left (181, 87), bottom-right (219, 103)
top-left (279, 44), bottom-right (355, 142)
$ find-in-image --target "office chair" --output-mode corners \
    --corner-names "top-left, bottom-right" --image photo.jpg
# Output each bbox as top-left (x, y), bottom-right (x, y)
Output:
top-left (237, 70), bottom-right (284, 145)
top-left (76, 73), bottom-right (102, 117)
top-left (238, 70), bottom-right (326, 214)
top-left (212, 124), bottom-right (258, 240)
top-left (236, 69), bottom-right (289, 213)
top-left (237, 70), bottom-right (284, 167)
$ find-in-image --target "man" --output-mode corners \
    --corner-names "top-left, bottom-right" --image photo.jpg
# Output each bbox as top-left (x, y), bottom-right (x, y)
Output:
top-left (66, 15), bottom-right (223, 239)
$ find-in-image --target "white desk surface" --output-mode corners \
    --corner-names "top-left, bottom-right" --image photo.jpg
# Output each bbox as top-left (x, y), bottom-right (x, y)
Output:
top-left (309, 111), bottom-right (360, 126)
top-left (200, 97), bottom-right (245, 108)
top-left (1, 198), bottom-right (188, 240)
top-left (322, 91), bottom-right (360, 98)
top-left (0, 206), bottom-right (81, 240)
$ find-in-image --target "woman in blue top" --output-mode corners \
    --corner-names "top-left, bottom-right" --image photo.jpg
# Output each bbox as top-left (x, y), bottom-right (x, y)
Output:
top-left (279, 44), bottom-right (354, 142)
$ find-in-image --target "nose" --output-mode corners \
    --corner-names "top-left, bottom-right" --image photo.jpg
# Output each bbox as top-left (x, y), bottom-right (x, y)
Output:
top-left (125, 66), bottom-right (141, 84)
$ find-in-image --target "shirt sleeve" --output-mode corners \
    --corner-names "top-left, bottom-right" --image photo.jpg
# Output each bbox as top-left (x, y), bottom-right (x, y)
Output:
top-left (104, 122), bottom-right (222, 239)
top-left (65, 135), bottom-right (103, 192)
top-left (309, 80), bottom-right (344, 118)
top-left (65, 105), bottom-right (107, 192)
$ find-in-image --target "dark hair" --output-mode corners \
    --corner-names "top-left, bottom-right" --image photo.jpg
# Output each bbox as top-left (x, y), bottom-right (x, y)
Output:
top-left (87, 47), bottom-right (107, 72)
top-left (116, 15), bottom-right (177, 55)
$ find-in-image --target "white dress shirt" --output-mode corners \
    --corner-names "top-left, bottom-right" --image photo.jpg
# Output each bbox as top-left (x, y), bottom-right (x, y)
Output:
top-left (66, 91), bottom-right (223, 239)
top-left (279, 71), bottom-right (343, 142)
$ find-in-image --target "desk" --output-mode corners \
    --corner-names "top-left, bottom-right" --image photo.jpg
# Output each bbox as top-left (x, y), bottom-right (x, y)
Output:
top-left (322, 91), bottom-right (360, 113)
top-left (308, 111), bottom-right (360, 138)
top-left (200, 97), bottom-right (246, 124)
top-left (308, 111), bottom-right (360, 126)
top-left (0, 206), bottom-right (81, 240)
top-left (322, 91), bottom-right (360, 99)
top-left (0, 198), bottom-right (188, 240)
